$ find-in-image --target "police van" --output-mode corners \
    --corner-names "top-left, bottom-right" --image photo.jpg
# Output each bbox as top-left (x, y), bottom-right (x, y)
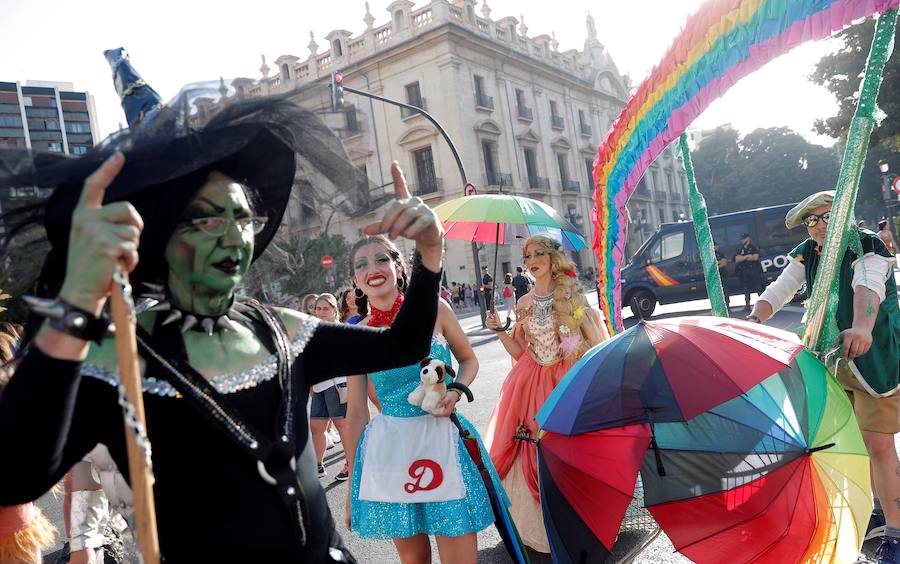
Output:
top-left (620, 203), bottom-right (807, 318)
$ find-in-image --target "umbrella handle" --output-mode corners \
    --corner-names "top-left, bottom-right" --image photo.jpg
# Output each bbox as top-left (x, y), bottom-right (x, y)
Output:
top-left (447, 382), bottom-right (474, 403)
top-left (490, 317), bottom-right (512, 332)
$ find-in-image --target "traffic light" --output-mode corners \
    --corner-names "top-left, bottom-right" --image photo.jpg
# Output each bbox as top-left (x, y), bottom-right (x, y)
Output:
top-left (330, 72), bottom-right (344, 112)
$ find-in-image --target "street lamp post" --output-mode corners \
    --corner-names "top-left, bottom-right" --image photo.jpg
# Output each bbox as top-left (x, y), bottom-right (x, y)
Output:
top-left (879, 159), bottom-right (898, 242)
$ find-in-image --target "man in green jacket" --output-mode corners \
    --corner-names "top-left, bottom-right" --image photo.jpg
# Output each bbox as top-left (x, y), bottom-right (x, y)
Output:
top-left (748, 190), bottom-right (900, 563)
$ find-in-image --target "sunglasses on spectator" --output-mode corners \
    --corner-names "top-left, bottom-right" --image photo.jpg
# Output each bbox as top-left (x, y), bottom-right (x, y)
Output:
top-left (802, 211), bottom-right (830, 228)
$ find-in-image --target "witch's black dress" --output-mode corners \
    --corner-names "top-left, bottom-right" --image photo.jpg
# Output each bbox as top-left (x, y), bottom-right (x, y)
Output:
top-left (0, 266), bottom-right (440, 562)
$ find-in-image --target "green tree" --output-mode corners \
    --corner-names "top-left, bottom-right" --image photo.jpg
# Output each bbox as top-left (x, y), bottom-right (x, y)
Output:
top-left (241, 233), bottom-right (353, 303)
top-left (691, 127), bottom-right (742, 214)
top-left (809, 16), bottom-right (900, 149)
top-left (691, 126), bottom-right (840, 214)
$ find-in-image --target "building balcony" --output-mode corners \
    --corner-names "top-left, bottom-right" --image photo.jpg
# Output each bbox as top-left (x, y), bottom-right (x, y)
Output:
top-left (410, 176), bottom-right (443, 197)
top-left (475, 92), bottom-right (494, 110)
top-left (653, 190), bottom-right (668, 201)
top-left (632, 189), bottom-right (652, 200)
top-left (528, 176), bottom-right (550, 191)
top-left (400, 98), bottom-right (427, 119)
top-left (562, 180), bottom-right (580, 192)
top-left (485, 171), bottom-right (513, 188)
top-left (550, 115), bottom-right (565, 130)
top-left (517, 105), bottom-right (533, 121)
top-left (579, 122), bottom-right (592, 136)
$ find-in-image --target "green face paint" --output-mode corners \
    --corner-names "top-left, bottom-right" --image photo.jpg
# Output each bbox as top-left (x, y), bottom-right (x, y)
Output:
top-left (164, 172), bottom-right (255, 315)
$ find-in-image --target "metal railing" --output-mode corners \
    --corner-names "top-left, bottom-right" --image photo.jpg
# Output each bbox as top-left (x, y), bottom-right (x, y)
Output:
top-left (528, 176), bottom-right (550, 191)
top-left (551, 115), bottom-right (565, 129)
top-left (410, 176), bottom-right (443, 196)
top-left (562, 180), bottom-right (580, 192)
top-left (580, 122), bottom-right (592, 136)
top-left (475, 92), bottom-right (494, 109)
top-left (485, 171), bottom-right (513, 187)
top-left (517, 105), bottom-right (533, 120)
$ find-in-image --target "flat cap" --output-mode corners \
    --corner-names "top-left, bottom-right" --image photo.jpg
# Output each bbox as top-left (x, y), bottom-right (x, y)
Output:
top-left (785, 190), bottom-right (835, 229)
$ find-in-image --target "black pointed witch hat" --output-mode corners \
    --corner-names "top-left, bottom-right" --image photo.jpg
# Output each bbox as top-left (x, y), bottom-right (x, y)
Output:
top-left (0, 49), bottom-right (371, 290)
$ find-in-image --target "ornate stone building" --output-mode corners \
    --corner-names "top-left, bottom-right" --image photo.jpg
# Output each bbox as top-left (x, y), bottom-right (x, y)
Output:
top-left (214, 0), bottom-right (688, 285)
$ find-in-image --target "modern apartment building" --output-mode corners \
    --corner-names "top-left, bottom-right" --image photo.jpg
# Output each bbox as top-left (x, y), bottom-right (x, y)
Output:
top-left (0, 81), bottom-right (99, 155)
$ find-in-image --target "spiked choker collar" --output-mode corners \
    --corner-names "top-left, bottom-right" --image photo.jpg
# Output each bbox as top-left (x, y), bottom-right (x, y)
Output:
top-left (137, 283), bottom-right (247, 335)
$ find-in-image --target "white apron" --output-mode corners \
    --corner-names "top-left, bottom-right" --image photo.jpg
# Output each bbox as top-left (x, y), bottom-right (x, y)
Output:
top-left (358, 415), bottom-right (466, 503)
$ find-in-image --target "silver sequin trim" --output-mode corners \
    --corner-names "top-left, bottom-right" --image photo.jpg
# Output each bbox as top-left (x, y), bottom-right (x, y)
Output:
top-left (81, 316), bottom-right (320, 397)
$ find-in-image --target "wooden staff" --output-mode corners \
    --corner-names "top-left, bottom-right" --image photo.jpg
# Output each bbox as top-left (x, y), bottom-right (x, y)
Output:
top-left (110, 264), bottom-right (160, 564)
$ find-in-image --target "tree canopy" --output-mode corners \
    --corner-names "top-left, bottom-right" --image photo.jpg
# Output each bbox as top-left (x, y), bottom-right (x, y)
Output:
top-left (809, 16), bottom-right (900, 149)
top-left (691, 126), bottom-right (840, 215)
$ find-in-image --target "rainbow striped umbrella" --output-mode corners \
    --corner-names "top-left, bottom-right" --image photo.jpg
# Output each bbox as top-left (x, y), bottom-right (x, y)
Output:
top-left (435, 194), bottom-right (587, 251)
top-left (642, 350), bottom-right (871, 563)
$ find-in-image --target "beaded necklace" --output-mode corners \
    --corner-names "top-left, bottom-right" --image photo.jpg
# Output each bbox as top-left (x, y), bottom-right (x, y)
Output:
top-left (531, 290), bottom-right (555, 323)
top-left (368, 293), bottom-right (404, 327)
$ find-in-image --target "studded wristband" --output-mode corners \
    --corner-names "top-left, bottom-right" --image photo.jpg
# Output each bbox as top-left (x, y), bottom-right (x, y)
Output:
top-left (23, 295), bottom-right (112, 344)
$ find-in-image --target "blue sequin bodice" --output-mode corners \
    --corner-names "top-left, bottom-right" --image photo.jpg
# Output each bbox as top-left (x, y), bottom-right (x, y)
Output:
top-left (370, 337), bottom-right (452, 417)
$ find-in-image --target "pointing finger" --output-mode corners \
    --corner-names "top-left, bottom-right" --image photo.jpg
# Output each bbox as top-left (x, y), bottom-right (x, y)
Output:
top-left (79, 152), bottom-right (125, 210)
top-left (391, 161), bottom-right (411, 201)
top-left (362, 221), bottom-right (383, 236)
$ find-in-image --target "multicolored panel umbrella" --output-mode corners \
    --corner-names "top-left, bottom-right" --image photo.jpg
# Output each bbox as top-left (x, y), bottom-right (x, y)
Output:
top-left (641, 350), bottom-right (870, 563)
top-left (537, 425), bottom-right (652, 564)
top-left (435, 194), bottom-right (587, 251)
top-left (451, 415), bottom-right (530, 564)
top-left (537, 316), bottom-right (804, 434)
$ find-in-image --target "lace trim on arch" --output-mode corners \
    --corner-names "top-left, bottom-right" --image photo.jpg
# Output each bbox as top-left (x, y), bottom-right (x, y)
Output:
top-left (81, 316), bottom-right (319, 397)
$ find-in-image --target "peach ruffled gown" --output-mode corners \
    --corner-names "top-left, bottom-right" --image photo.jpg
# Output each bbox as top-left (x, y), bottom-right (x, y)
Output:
top-left (484, 305), bottom-right (581, 553)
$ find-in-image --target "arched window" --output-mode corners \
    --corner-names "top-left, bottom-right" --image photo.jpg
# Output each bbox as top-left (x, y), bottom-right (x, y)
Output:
top-left (332, 39), bottom-right (343, 57)
top-left (280, 64), bottom-right (290, 81)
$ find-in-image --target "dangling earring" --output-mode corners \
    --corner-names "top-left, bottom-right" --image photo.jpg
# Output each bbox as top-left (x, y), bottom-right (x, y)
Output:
top-left (354, 285), bottom-right (365, 299)
top-left (397, 276), bottom-right (406, 291)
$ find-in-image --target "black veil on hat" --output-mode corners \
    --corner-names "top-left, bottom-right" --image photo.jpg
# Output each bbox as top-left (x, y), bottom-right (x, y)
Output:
top-left (0, 48), bottom-right (384, 293)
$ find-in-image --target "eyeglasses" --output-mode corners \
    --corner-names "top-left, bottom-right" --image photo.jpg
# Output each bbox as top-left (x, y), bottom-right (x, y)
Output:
top-left (801, 211), bottom-right (831, 228)
top-left (180, 216), bottom-right (268, 236)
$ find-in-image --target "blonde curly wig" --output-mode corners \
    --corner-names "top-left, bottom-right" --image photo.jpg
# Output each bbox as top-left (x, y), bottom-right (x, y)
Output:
top-left (523, 236), bottom-right (603, 347)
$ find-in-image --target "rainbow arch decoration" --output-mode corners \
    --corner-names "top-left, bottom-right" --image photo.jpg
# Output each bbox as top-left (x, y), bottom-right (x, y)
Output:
top-left (592, 0), bottom-right (900, 334)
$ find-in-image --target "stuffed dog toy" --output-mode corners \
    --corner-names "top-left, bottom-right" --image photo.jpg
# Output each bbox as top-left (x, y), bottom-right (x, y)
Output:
top-left (408, 357), bottom-right (455, 415)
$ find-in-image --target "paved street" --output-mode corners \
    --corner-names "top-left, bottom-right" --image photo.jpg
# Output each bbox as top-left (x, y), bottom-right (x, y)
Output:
top-left (318, 291), bottom-right (807, 563)
top-left (39, 278), bottom-right (900, 562)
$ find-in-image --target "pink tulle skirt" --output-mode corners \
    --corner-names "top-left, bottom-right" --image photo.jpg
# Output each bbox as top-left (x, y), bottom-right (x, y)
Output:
top-left (484, 353), bottom-right (574, 552)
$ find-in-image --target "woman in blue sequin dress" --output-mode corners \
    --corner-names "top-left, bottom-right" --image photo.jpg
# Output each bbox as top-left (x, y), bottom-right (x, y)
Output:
top-left (343, 235), bottom-right (505, 564)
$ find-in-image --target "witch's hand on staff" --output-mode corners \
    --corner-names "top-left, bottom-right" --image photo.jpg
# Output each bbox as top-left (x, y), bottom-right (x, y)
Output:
top-left (363, 161), bottom-right (443, 272)
top-left (58, 152), bottom-right (143, 316)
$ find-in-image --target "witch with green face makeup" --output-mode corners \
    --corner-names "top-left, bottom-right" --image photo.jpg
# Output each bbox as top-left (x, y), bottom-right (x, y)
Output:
top-left (0, 55), bottom-right (444, 563)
